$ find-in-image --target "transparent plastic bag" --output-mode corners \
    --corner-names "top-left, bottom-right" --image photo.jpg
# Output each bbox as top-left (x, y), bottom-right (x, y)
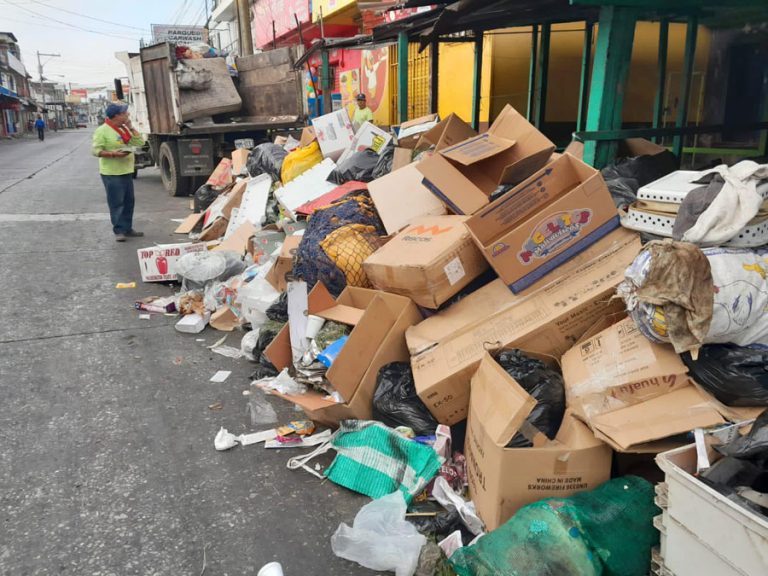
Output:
top-left (177, 250), bottom-right (246, 291)
top-left (331, 491), bottom-right (426, 576)
top-left (236, 278), bottom-right (280, 328)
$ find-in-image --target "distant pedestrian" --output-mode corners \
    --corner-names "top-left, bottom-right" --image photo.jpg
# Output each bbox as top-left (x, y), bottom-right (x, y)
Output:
top-left (92, 103), bottom-right (145, 242)
top-left (34, 115), bottom-right (45, 141)
top-left (352, 93), bottom-right (374, 132)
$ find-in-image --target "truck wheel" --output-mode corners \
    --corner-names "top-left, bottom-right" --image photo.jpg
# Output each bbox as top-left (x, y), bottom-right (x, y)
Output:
top-left (159, 141), bottom-right (192, 197)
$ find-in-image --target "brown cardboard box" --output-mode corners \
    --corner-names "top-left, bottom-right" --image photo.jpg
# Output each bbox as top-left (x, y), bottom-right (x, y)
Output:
top-left (561, 316), bottom-right (726, 452)
top-left (299, 126), bottom-right (317, 148)
top-left (363, 215), bottom-right (489, 308)
top-left (465, 153), bottom-right (620, 293)
top-left (414, 113), bottom-right (476, 153)
top-left (221, 178), bottom-right (249, 220)
top-left (397, 113), bottom-right (440, 149)
top-left (369, 163), bottom-right (447, 235)
top-left (264, 284), bottom-right (422, 427)
top-left (465, 353), bottom-right (612, 531)
top-left (392, 147), bottom-right (413, 171)
top-left (266, 235), bottom-right (301, 292)
top-left (174, 213), bottom-right (205, 234)
top-left (231, 148), bottom-right (249, 176)
top-left (416, 105), bottom-right (555, 215)
top-left (403, 230), bottom-right (633, 356)
top-left (412, 228), bottom-right (642, 425)
top-left (212, 222), bottom-right (257, 255)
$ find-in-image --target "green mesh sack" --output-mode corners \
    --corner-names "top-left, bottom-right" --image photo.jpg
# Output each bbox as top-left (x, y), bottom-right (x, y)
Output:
top-left (450, 476), bottom-right (659, 576)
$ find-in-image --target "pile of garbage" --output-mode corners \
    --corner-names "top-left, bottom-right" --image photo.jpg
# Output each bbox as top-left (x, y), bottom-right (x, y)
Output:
top-left (133, 104), bottom-right (768, 575)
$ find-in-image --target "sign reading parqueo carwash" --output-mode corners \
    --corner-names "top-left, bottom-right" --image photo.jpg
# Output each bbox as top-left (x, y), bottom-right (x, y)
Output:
top-left (151, 24), bottom-right (208, 45)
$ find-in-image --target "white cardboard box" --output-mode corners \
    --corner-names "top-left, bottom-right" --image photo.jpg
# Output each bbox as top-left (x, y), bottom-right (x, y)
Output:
top-left (137, 242), bottom-right (207, 282)
top-left (337, 121), bottom-right (393, 165)
top-left (311, 109), bottom-right (356, 161)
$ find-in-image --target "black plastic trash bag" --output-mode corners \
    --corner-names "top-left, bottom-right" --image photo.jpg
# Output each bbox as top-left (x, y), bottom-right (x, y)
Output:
top-left (495, 349), bottom-right (565, 448)
top-left (373, 362), bottom-right (439, 436)
top-left (372, 141), bottom-right (395, 179)
top-left (266, 292), bottom-right (288, 323)
top-left (247, 320), bottom-right (284, 380)
top-left (328, 149), bottom-right (380, 184)
top-left (193, 183), bottom-right (219, 213)
top-left (246, 143), bottom-right (288, 181)
top-left (601, 150), bottom-right (677, 210)
top-left (682, 345), bottom-right (768, 406)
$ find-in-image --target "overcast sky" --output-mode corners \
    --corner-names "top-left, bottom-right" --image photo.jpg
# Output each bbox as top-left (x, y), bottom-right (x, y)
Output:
top-left (1, 0), bottom-right (210, 87)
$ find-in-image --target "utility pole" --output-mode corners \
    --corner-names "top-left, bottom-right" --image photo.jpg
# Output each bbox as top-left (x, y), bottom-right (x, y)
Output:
top-left (235, 0), bottom-right (253, 56)
top-left (36, 50), bottom-right (60, 111)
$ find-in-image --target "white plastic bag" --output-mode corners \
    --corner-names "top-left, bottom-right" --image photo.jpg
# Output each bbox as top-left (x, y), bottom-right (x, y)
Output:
top-left (331, 492), bottom-right (426, 576)
top-left (236, 278), bottom-right (280, 328)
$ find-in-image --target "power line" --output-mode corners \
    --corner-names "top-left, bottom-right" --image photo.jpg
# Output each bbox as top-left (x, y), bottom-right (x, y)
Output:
top-left (1, 0), bottom-right (145, 41)
top-left (24, 0), bottom-right (151, 32)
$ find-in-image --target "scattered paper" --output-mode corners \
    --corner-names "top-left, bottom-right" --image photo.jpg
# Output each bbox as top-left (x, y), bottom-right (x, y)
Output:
top-left (210, 370), bottom-right (232, 383)
top-left (171, 218), bottom-right (186, 223)
top-left (139, 314), bottom-right (151, 320)
top-left (207, 335), bottom-right (228, 349)
top-left (211, 345), bottom-right (244, 359)
top-left (214, 427), bottom-right (238, 451)
top-left (116, 282), bottom-right (136, 289)
top-left (239, 429), bottom-right (278, 446)
top-left (214, 426), bottom-right (277, 451)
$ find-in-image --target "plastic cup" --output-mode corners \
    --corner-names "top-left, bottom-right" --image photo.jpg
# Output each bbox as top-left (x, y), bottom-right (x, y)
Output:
top-left (257, 562), bottom-right (284, 576)
top-left (305, 314), bottom-right (325, 340)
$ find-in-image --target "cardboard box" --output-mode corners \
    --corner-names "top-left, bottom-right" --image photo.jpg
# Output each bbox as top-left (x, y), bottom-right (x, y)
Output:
top-left (337, 121), bottom-right (393, 165)
top-left (363, 215), bottom-right (489, 308)
top-left (466, 353), bottom-right (612, 531)
top-left (137, 242), bottom-right (207, 282)
top-left (266, 235), bottom-right (302, 292)
top-left (264, 284), bottom-right (422, 427)
top-left (231, 148), bottom-right (249, 176)
top-left (405, 227), bottom-right (638, 356)
top-left (174, 213), bottom-right (205, 234)
top-left (311, 109), bottom-right (355, 161)
top-left (392, 147), bottom-right (413, 171)
top-left (466, 153), bottom-right (620, 293)
top-left (416, 105), bottom-right (555, 215)
top-left (414, 113), bottom-right (476, 153)
top-left (299, 126), bottom-right (317, 148)
top-left (561, 316), bottom-right (726, 452)
top-left (206, 158), bottom-right (233, 188)
top-left (369, 163), bottom-right (447, 235)
top-left (412, 228), bottom-right (642, 425)
top-left (397, 113), bottom-right (440, 149)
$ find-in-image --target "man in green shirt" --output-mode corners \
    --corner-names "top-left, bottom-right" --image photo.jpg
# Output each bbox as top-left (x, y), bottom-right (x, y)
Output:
top-left (352, 93), bottom-right (374, 132)
top-left (92, 103), bottom-right (145, 242)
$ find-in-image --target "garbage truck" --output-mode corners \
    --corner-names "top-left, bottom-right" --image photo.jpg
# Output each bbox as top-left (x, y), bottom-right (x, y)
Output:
top-left (116, 43), bottom-right (305, 196)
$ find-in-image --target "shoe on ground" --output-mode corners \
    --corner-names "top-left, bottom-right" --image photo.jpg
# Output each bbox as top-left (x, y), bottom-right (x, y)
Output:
top-left (125, 230), bottom-right (144, 237)
top-left (115, 234), bottom-right (127, 242)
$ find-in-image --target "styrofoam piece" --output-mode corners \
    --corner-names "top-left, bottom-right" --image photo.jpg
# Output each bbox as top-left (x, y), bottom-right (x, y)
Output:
top-left (621, 205), bottom-right (768, 247)
top-left (638, 169), bottom-right (768, 204)
top-left (274, 158), bottom-right (337, 220)
top-left (656, 444), bottom-right (768, 576)
top-left (230, 173), bottom-right (272, 231)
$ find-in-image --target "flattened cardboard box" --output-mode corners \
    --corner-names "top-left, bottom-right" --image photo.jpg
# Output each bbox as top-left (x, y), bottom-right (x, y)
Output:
top-left (369, 163), bottom-right (447, 235)
top-left (466, 153), bottom-right (620, 293)
top-left (264, 284), bottom-right (422, 427)
top-left (363, 215), bottom-right (489, 309)
top-left (562, 316), bottom-right (726, 452)
top-left (466, 353), bottom-right (611, 531)
top-left (266, 235), bottom-right (301, 293)
top-left (412, 229), bottom-right (642, 425)
top-left (417, 104), bottom-right (555, 215)
top-left (405, 228), bottom-right (637, 356)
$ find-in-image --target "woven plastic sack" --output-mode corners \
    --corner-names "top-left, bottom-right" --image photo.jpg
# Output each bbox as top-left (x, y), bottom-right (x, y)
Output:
top-left (294, 194), bottom-right (386, 296)
top-left (450, 476), bottom-right (659, 576)
top-left (320, 223), bottom-right (381, 288)
top-left (281, 141), bottom-right (323, 184)
top-left (325, 420), bottom-right (443, 504)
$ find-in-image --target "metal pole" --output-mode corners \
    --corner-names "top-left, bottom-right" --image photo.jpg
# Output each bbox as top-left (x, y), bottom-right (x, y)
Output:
top-left (471, 32), bottom-right (484, 130)
top-left (534, 22), bottom-right (551, 130)
top-left (321, 49), bottom-right (331, 115)
top-left (430, 40), bottom-right (439, 114)
top-left (672, 15), bottom-right (698, 163)
top-left (583, 6), bottom-right (638, 168)
top-left (652, 18), bottom-right (669, 142)
top-left (295, 14), bottom-right (320, 118)
top-left (527, 25), bottom-right (538, 122)
top-left (577, 22), bottom-right (593, 133)
top-left (398, 31), bottom-right (409, 124)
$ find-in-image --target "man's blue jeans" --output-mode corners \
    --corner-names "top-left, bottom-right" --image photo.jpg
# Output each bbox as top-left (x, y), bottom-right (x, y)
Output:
top-left (101, 174), bottom-right (134, 235)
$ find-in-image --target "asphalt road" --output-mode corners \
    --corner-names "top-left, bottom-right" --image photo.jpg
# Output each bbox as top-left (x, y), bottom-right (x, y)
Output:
top-left (0, 129), bottom-right (374, 576)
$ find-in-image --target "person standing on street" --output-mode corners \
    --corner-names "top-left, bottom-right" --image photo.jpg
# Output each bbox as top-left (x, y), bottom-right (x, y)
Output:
top-left (92, 103), bottom-right (145, 242)
top-left (34, 114), bottom-right (45, 141)
top-left (352, 93), bottom-right (374, 132)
